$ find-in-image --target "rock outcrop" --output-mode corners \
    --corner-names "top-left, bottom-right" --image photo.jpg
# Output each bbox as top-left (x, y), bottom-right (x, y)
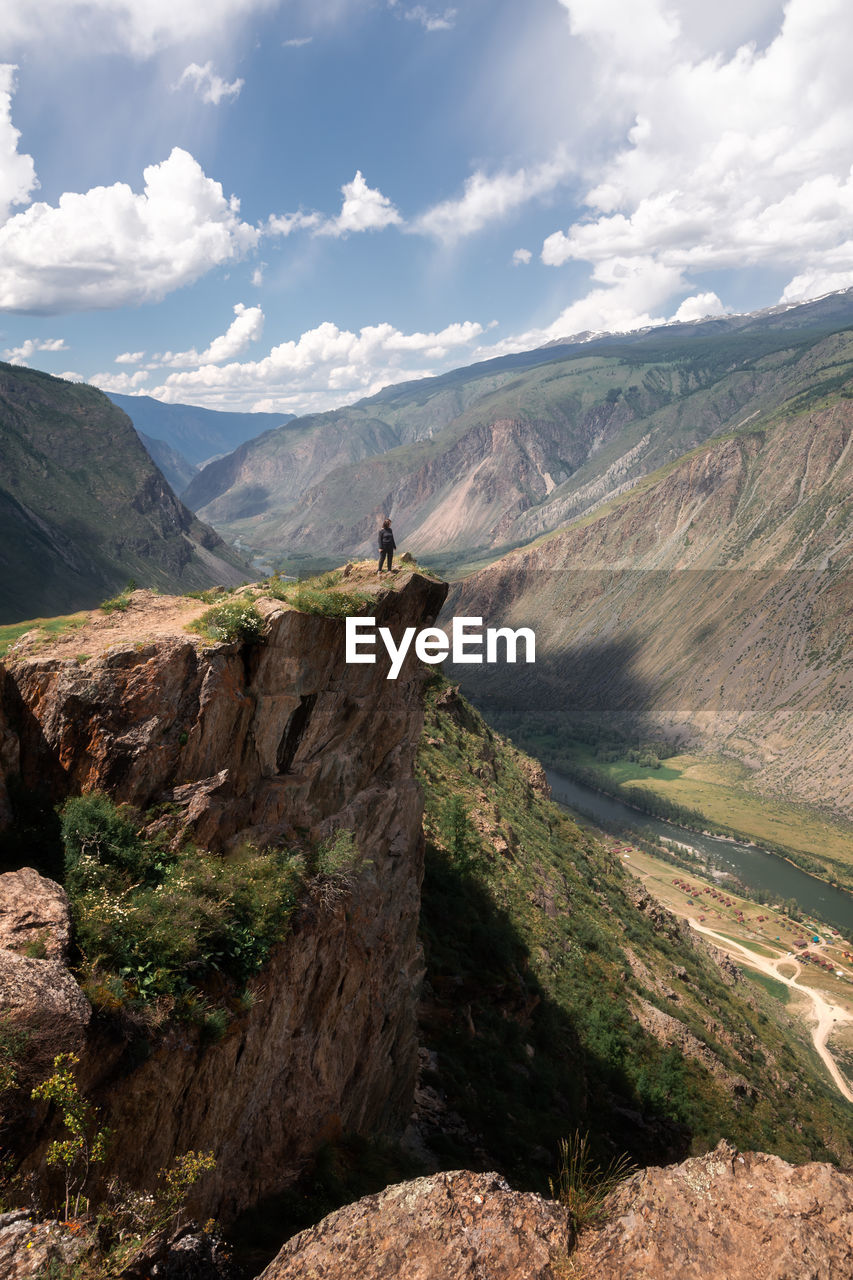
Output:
top-left (573, 1140), bottom-right (853, 1280)
top-left (258, 1170), bottom-right (570, 1280)
top-left (258, 1142), bottom-right (853, 1280)
top-left (0, 569), bottom-right (447, 1220)
top-left (0, 868), bottom-right (71, 961)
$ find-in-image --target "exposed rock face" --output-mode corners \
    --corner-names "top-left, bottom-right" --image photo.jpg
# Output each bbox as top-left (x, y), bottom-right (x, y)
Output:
top-left (573, 1140), bottom-right (853, 1280)
top-left (0, 1211), bottom-right (92, 1278)
top-left (0, 570), bottom-right (448, 1221)
top-left (0, 868), bottom-right (71, 961)
top-left (0, 952), bottom-right (91, 1084)
top-left (258, 1171), bottom-right (570, 1280)
top-left (450, 403), bottom-right (853, 821)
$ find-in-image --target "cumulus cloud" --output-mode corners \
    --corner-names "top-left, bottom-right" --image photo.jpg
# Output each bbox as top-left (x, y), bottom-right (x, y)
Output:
top-left (153, 302), bottom-right (264, 367)
top-left (0, 147), bottom-right (258, 313)
top-left (415, 152), bottom-right (574, 242)
top-left (2, 335), bottom-right (66, 364)
top-left (0, 66), bottom-right (38, 224)
top-left (315, 171), bottom-right (403, 237)
top-left (115, 350), bottom-right (145, 363)
top-left (268, 171), bottom-right (402, 241)
top-left (673, 291), bottom-right (726, 323)
top-left (176, 61), bottom-right (244, 105)
top-left (539, 0), bottom-right (853, 329)
top-left (95, 316), bottom-right (485, 413)
top-left (512, 248), bottom-right (532, 266)
top-left (1, 0), bottom-right (280, 59)
top-left (403, 6), bottom-right (456, 32)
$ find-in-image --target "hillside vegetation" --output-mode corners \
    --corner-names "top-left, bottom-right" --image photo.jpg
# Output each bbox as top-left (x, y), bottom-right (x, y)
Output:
top-left (0, 364), bottom-right (248, 624)
top-left (414, 681), bottom-right (853, 1192)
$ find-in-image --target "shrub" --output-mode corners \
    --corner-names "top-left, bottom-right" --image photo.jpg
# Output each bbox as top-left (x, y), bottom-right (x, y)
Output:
top-left (31, 1051), bottom-right (111, 1218)
top-left (189, 599), bottom-right (266, 644)
top-left (316, 829), bottom-right (361, 879)
top-left (61, 794), bottom-right (304, 1010)
top-left (100, 591), bottom-right (132, 614)
top-left (549, 1131), bottom-right (634, 1232)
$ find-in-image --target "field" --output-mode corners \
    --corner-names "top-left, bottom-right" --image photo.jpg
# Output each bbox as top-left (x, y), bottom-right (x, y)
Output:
top-left (555, 741), bottom-right (853, 873)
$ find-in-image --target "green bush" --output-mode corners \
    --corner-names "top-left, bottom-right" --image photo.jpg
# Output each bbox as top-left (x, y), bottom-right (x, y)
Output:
top-left (189, 599), bottom-right (265, 644)
top-left (61, 794), bottom-right (304, 1007)
top-left (316, 829), bottom-right (362, 879)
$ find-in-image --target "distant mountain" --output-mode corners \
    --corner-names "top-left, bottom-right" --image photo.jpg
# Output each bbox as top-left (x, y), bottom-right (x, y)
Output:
top-left (447, 391), bottom-right (853, 832)
top-left (107, 392), bottom-right (294, 472)
top-left (0, 365), bottom-right (250, 624)
top-left (180, 289), bottom-right (853, 566)
top-left (136, 430), bottom-right (200, 495)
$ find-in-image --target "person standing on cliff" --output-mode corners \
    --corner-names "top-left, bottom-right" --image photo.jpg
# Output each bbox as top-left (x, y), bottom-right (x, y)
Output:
top-left (378, 518), bottom-right (396, 572)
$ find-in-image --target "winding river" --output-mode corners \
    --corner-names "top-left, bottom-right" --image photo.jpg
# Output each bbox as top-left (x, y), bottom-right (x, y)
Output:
top-left (546, 768), bottom-right (853, 938)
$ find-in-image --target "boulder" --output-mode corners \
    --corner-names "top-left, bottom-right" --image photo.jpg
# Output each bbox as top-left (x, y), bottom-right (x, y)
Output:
top-left (572, 1139), bottom-right (853, 1280)
top-left (258, 1170), bottom-right (570, 1280)
top-left (0, 868), bottom-right (72, 961)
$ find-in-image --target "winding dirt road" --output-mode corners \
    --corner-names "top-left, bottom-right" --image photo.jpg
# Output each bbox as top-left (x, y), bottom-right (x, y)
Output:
top-left (689, 918), bottom-right (853, 1104)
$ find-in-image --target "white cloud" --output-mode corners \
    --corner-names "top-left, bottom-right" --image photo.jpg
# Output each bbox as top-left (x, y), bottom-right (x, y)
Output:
top-left (92, 368), bottom-right (150, 391)
top-left (115, 350), bottom-right (145, 363)
top-left (268, 171), bottom-right (402, 241)
top-left (0, 66), bottom-right (38, 224)
top-left (267, 210), bottom-right (323, 237)
top-left (107, 316), bottom-right (485, 413)
top-left (673, 291), bottom-right (726, 322)
top-left (154, 302), bottom-right (264, 367)
top-left (176, 61), bottom-right (244, 105)
top-left (512, 248), bottom-right (532, 266)
top-left (1, 0), bottom-right (280, 59)
top-left (540, 0), bottom-right (853, 324)
top-left (404, 6), bottom-right (456, 32)
top-left (315, 171), bottom-right (402, 237)
top-left (0, 147), bottom-right (259, 313)
top-left (414, 152), bottom-right (574, 242)
top-left (282, 36), bottom-right (313, 48)
top-left (2, 335), bottom-right (66, 364)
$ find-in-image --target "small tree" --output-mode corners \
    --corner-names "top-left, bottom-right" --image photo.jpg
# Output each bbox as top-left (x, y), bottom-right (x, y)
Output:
top-left (440, 796), bottom-right (483, 875)
top-left (32, 1052), bottom-right (110, 1218)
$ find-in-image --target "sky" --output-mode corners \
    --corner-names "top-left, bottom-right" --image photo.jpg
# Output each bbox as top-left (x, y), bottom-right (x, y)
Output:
top-left (1, 0), bottom-right (853, 415)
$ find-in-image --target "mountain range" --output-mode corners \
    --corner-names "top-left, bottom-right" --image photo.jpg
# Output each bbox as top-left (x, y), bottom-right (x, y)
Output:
top-left (179, 290), bottom-right (853, 572)
top-left (0, 365), bottom-right (249, 624)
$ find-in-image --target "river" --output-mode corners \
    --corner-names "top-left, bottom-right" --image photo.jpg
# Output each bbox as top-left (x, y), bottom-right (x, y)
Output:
top-left (546, 768), bottom-right (853, 938)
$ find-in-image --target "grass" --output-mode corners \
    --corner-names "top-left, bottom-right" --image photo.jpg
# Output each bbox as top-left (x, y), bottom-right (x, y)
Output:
top-left (0, 612), bottom-right (88, 657)
top-left (535, 738), bottom-right (853, 885)
top-left (415, 679), bottom-right (853, 1187)
top-left (188, 599), bottom-right (265, 644)
top-left (746, 974), bottom-right (791, 1006)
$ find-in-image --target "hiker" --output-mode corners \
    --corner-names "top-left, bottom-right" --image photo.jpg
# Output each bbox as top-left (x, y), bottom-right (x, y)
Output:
top-left (378, 517), bottom-right (396, 572)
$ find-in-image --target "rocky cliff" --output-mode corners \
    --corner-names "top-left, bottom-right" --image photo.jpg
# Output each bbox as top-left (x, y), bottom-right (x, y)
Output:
top-left (0, 364), bottom-right (249, 624)
top-left (257, 1142), bottom-right (853, 1280)
top-left (0, 567), bottom-right (447, 1220)
top-left (448, 398), bottom-right (853, 828)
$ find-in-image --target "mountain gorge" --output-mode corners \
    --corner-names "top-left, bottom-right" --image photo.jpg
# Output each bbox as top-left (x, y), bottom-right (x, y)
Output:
top-left (0, 365), bottom-right (249, 624)
top-left (181, 292), bottom-right (853, 569)
top-left (447, 390), bottom-right (853, 863)
top-left (0, 572), bottom-right (850, 1277)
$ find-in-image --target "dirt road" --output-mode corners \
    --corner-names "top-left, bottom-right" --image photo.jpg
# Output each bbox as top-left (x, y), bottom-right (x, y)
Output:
top-left (690, 918), bottom-right (853, 1104)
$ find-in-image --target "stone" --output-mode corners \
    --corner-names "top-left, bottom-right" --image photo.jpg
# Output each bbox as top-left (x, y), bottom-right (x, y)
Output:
top-left (0, 867), bottom-right (72, 961)
top-left (0, 1212), bottom-right (91, 1279)
top-left (258, 1170), bottom-right (570, 1280)
top-left (572, 1140), bottom-right (853, 1280)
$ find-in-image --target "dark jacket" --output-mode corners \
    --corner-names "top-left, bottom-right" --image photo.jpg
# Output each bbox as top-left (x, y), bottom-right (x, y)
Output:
top-left (378, 527), bottom-right (396, 550)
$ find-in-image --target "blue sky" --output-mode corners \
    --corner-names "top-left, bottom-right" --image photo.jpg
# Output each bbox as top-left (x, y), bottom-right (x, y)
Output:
top-left (1, 0), bottom-right (852, 414)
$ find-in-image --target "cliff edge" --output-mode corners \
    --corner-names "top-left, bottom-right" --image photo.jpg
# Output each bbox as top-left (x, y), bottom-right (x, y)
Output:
top-left (0, 566), bottom-right (447, 1220)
